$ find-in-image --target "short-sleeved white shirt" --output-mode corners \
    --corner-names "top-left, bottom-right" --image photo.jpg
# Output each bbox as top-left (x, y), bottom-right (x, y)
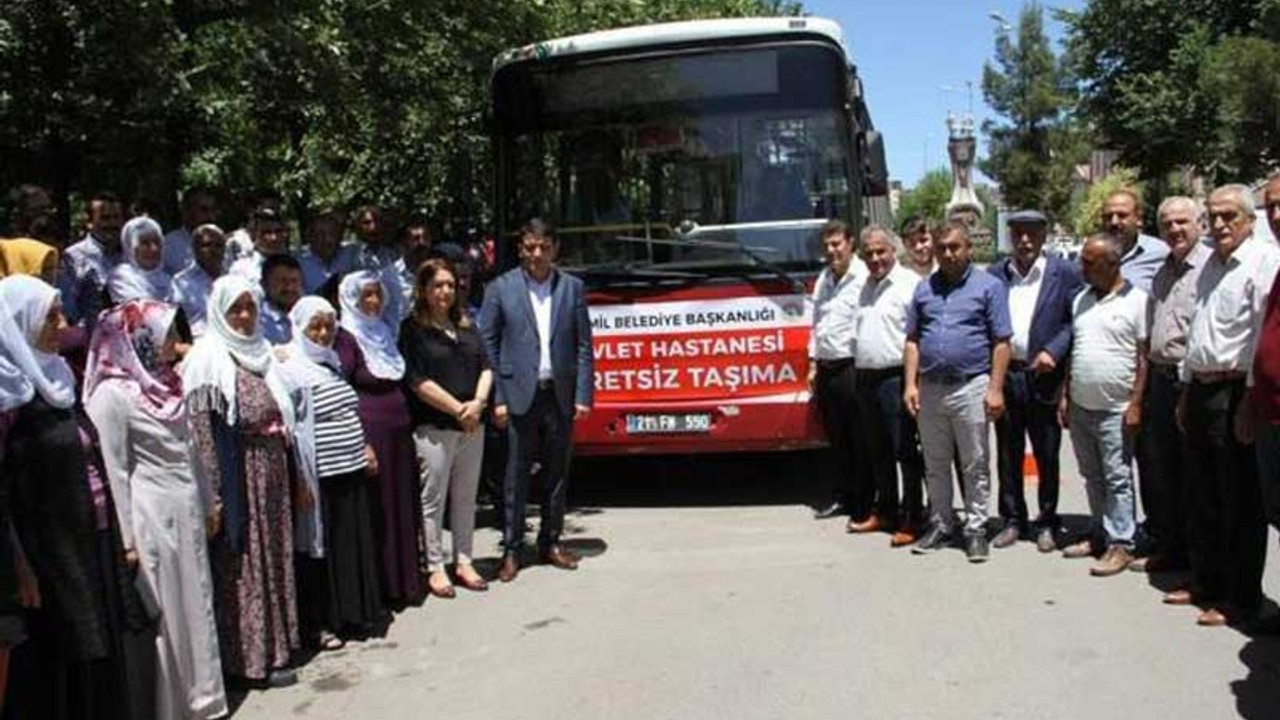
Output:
top-left (1070, 282), bottom-right (1149, 412)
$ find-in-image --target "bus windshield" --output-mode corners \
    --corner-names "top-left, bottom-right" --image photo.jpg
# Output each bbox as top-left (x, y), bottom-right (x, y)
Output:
top-left (493, 44), bottom-right (855, 273)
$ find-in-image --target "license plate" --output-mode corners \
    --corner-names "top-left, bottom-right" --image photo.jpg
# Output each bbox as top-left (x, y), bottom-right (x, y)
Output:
top-left (625, 413), bottom-right (712, 435)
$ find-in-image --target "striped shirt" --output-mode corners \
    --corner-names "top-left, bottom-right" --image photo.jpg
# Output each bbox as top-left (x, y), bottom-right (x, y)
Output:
top-left (312, 379), bottom-right (368, 478)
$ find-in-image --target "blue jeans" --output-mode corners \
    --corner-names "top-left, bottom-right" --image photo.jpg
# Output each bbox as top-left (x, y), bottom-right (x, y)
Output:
top-left (1068, 403), bottom-right (1136, 547)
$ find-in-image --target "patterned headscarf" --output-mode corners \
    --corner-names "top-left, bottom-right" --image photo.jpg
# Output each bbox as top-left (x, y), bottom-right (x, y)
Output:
top-left (83, 299), bottom-right (183, 420)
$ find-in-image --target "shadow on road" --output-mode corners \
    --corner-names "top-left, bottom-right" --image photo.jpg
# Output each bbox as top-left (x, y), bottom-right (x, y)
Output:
top-left (569, 450), bottom-right (828, 509)
top-left (1233, 638), bottom-right (1280, 719)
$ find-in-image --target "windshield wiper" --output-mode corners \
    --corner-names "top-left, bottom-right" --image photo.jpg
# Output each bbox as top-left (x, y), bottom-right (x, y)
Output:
top-left (613, 235), bottom-right (805, 293)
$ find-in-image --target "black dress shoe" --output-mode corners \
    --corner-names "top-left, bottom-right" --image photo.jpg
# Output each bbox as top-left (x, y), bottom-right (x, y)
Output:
top-left (911, 526), bottom-right (952, 555)
top-left (813, 502), bottom-right (847, 520)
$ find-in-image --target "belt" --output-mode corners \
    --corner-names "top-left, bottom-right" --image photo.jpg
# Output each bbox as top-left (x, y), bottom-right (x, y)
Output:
top-left (1192, 370), bottom-right (1246, 385)
top-left (536, 379), bottom-right (555, 391)
top-left (1008, 359), bottom-right (1029, 372)
top-left (922, 371), bottom-right (984, 385)
top-left (815, 358), bottom-right (855, 372)
top-left (1149, 362), bottom-right (1179, 378)
top-left (855, 366), bottom-right (903, 380)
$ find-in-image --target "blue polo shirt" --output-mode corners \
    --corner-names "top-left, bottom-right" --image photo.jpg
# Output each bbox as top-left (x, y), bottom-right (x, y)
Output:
top-left (1118, 233), bottom-right (1169, 293)
top-left (907, 264), bottom-right (1013, 378)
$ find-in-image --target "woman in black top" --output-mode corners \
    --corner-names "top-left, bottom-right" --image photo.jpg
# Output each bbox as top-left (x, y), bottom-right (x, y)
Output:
top-left (399, 259), bottom-right (492, 598)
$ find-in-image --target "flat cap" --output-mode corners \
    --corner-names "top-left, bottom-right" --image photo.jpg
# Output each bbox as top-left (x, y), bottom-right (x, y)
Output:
top-left (1006, 209), bottom-right (1048, 226)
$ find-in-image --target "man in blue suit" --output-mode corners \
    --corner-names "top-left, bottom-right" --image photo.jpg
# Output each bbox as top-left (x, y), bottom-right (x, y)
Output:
top-left (480, 218), bottom-right (594, 582)
top-left (988, 210), bottom-right (1083, 552)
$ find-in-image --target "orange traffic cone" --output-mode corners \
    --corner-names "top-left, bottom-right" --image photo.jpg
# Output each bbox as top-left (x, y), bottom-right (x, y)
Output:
top-left (1023, 452), bottom-right (1039, 486)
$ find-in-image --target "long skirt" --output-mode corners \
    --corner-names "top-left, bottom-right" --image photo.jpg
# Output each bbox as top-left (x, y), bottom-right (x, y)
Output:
top-left (211, 437), bottom-right (299, 681)
top-left (298, 471), bottom-right (386, 635)
top-left (366, 423), bottom-right (424, 606)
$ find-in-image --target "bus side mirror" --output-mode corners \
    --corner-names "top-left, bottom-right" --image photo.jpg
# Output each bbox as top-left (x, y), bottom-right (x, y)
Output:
top-left (862, 130), bottom-right (888, 196)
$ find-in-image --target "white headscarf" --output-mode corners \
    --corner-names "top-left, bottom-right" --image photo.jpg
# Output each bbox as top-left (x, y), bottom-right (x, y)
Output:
top-left (338, 270), bottom-right (404, 381)
top-left (277, 296), bottom-right (341, 388)
top-left (108, 216), bottom-right (174, 303)
top-left (181, 274), bottom-right (286, 424)
top-left (0, 292), bottom-right (35, 412)
top-left (0, 275), bottom-right (77, 409)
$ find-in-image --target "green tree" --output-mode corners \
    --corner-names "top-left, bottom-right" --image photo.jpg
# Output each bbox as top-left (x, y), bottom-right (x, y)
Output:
top-left (980, 1), bottom-right (1084, 221)
top-left (0, 0), bottom-right (801, 234)
top-left (893, 168), bottom-right (952, 229)
top-left (1062, 0), bottom-right (1276, 184)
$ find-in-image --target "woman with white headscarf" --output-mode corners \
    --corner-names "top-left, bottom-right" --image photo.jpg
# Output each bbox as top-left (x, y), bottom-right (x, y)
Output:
top-left (335, 271), bottom-right (423, 605)
top-left (108, 216), bottom-right (174, 304)
top-left (84, 299), bottom-right (227, 719)
top-left (182, 274), bottom-right (302, 687)
top-left (0, 275), bottom-right (155, 720)
top-left (275, 297), bottom-right (384, 650)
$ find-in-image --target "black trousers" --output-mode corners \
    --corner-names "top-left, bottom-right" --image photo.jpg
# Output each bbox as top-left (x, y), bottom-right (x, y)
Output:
top-left (1135, 366), bottom-right (1192, 561)
top-left (504, 386), bottom-right (572, 551)
top-left (854, 366), bottom-right (924, 520)
top-left (994, 368), bottom-right (1062, 529)
top-left (815, 361), bottom-right (863, 515)
top-left (1185, 379), bottom-right (1268, 612)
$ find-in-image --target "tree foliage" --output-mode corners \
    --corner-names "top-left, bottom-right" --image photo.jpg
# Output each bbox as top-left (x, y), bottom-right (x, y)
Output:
top-left (894, 168), bottom-right (952, 229)
top-left (1063, 0), bottom-right (1280, 183)
top-left (979, 2), bottom-right (1084, 223)
top-left (1069, 165), bottom-right (1141, 237)
top-left (0, 0), bottom-right (801, 233)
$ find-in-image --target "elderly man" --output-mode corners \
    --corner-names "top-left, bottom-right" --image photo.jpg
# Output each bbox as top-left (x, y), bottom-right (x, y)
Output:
top-left (1176, 184), bottom-right (1280, 628)
top-left (808, 220), bottom-right (868, 523)
top-left (1132, 196), bottom-right (1211, 575)
top-left (60, 190), bottom-right (125, 325)
top-left (853, 225), bottom-right (925, 545)
top-left (904, 221), bottom-right (1012, 562)
top-left (1103, 188), bottom-right (1169, 292)
top-left (988, 210), bottom-right (1082, 552)
top-left (1060, 234), bottom-right (1149, 576)
top-left (172, 224), bottom-right (226, 338)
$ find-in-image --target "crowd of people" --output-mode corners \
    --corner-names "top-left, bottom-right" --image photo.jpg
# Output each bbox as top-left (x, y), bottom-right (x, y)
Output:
top-left (4, 174), bottom-right (1280, 719)
top-left (811, 180), bottom-right (1280, 636)
top-left (0, 186), bottom-right (594, 719)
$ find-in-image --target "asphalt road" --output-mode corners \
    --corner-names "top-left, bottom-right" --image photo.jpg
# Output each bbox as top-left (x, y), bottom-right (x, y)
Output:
top-left (231, 443), bottom-right (1280, 720)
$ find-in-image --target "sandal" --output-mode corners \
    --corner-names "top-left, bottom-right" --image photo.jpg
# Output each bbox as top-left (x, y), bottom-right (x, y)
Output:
top-left (455, 565), bottom-right (489, 592)
top-left (428, 571), bottom-right (456, 599)
top-left (318, 630), bottom-right (345, 651)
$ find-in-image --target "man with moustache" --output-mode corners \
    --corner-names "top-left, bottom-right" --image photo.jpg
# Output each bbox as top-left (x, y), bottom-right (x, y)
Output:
top-left (1178, 184), bottom-right (1280, 628)
top-left (1102, 188), bottom-right (1169, 293)
top-left (987, 210), bottom-right (1082, 552)
top-left (853, 225), bottom-right (925, 546)
top-left (904, 221), bottom-right (1012, 562)
top-left (1132, 196), bottom-right (1210, 576)
top-left (60, 191), bottom-right (125, 325)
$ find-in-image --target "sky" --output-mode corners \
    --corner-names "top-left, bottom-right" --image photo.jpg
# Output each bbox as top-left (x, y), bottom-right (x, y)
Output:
top-left (803, 0), bottom-right (1083, 189)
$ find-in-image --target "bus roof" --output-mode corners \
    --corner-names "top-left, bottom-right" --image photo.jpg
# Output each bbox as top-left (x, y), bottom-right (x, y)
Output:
top-left (494, 17), bottom-right (847, 71)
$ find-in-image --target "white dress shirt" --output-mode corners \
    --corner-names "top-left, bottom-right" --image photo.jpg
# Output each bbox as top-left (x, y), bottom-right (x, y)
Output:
top-left (808, 259), bottom-right (867, 361)
top-left (1007, 256), bottom-right (1047, 362)
top-left (854, 262), bottom-right (918, 369)
top-left (172, 264), bottom-right (217, 338)
top-left (527, 272), bottom-right (554, 380)
top-left (1181, 236), bottom-right (1280, 382)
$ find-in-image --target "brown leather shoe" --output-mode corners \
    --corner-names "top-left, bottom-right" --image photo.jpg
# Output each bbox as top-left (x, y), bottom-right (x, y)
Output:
top-left (1162, 588), bottom-right (1195, 606)
top-left (497, 553), bottom-right (520, 583)
top-left (539, 544), bottom-right (580, 571)
top-left (846, 514), bottom-right (883, 534)
top-left (890, 527), bottom-right (918, 547)
top-left (1089, 545), bottom-right (1132, 577)
top-left (1197, 607), bottom-right (1229, 627)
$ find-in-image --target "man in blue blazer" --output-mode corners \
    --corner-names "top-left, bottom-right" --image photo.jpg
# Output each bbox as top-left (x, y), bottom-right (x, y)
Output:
top-left (987, 210), bottom-right (1083, 552)
top-left (479, 218), bottom-right (594, 582)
